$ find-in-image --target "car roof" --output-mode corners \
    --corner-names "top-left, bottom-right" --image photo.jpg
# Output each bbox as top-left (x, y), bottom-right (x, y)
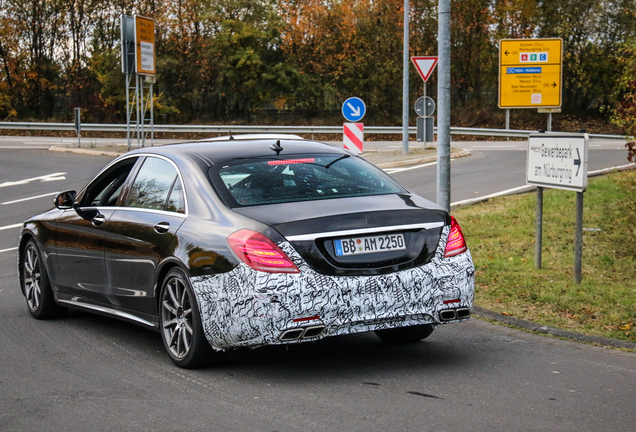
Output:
top-left (127, 138), bottom-right (351, 166)
top-left (199, 133), bottom-right (305, 142)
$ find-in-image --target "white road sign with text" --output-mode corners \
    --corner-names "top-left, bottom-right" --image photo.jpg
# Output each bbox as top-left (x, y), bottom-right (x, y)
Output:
top-left (527, 134), bottom-right (588, 192)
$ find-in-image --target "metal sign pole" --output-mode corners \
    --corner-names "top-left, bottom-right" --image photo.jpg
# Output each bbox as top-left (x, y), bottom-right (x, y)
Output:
top-left (535, 186), bottom-right (543, 269)
top-left (126, 73), bottom-right (131, 151)
top-left (140, 77), bottom-right (145, 148)
top-left (150, 83), bottom-right (154, 147)
top-left (74, 107), bottom-right (81, 148)
top-left (423, 81), bottom-right (427, 149)
top-left (136, 74), bottom-right (141, 148)
top-left (574, 192), bottom-right (584, 284)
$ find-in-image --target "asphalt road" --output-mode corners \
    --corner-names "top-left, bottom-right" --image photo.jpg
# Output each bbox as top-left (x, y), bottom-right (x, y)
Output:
top-left (1, 146), bottom-right (635, 432)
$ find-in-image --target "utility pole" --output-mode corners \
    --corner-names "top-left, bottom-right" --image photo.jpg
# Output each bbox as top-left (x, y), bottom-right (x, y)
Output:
top-left (437, 0), bottom-right (451, 212)
top-left (402, 0), bottom-right (410, 154)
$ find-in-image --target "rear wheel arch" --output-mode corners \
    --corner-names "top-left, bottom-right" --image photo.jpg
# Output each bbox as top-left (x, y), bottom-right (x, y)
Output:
top-left (154, 259), bottom-right (190, 312)
top-left (158, 267), bottom-right (225, 368)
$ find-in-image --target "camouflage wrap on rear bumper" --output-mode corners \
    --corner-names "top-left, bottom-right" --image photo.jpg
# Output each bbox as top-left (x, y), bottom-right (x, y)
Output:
top-left (190, 226), bottom-right (474, 350)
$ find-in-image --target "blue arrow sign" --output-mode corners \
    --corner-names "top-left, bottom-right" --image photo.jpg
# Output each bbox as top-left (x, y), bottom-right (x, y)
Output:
top-left (342, 97), bottom-right (366, 122)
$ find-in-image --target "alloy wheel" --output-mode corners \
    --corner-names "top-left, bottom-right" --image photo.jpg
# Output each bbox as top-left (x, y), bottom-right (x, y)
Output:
top-left (161, 276), bottom-right (194, 359)
top-left (24, 244), bottom-right (42, 312)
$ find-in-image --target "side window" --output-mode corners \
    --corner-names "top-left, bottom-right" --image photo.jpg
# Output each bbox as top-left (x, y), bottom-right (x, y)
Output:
top-left (166, 179), bottom-right (185, 214)
top-left (82, 158), bottom-right (138, 207)
top-left (126, 157), bottom-right (179, 211)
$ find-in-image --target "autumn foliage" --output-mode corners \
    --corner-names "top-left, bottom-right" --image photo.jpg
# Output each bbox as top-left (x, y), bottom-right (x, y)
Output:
top-left (1, 0), bottom-right (636, 126)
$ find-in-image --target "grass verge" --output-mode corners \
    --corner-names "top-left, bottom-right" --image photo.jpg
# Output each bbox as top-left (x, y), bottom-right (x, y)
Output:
top-left (454, 169), bottom-right (636, 342)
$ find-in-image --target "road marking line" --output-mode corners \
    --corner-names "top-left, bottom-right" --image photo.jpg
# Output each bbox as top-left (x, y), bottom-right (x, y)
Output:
top-left (2, 192), bottom-right (59, 205)
top-left (385, 161), bottom-right (438, 174)
top-left (385, 159), bottom-right (457, 174)
top-left (0, 247), bottom-right (18, 253)
top-left (0, 172), bottom-right (66, 188)
top-left (0, 223), bottom-right (23, 231)
top-left (472, 145), bottom-right (519, 148)
top-left (452, 185), bottom-right (535, 207)
top-left (0, 146), bottom-right (51, 149)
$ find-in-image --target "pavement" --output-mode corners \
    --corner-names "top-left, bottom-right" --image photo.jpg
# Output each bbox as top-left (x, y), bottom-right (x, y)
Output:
top-left (39, 137), bottom-right (635, 351)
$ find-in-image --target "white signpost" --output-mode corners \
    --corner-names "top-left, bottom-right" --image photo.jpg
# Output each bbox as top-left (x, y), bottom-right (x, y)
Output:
top-left (527, 133), bottom-right (588, 283)
top-left (527, 134), bottom-right (588, 192)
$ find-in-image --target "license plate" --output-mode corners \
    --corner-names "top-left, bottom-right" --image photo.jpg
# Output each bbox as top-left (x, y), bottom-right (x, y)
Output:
top-left (334, 233), bottom-right (406, 256)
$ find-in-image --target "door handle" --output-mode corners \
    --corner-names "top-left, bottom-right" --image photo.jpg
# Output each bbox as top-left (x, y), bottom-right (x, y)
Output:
top-left (91, 214), bottom-right (106, 227)
top-left (154, 222), bottom-right (170, 234)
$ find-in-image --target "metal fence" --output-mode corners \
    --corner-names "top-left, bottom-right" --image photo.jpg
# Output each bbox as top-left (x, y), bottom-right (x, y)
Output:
top-left (0, 121), bottom-right (628, 140)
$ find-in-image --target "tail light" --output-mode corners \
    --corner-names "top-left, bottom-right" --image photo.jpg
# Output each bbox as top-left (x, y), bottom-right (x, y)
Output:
top-left (444, 216), bottom-right (468, 257)
top-left (228, 229), bottom-right (300, 273)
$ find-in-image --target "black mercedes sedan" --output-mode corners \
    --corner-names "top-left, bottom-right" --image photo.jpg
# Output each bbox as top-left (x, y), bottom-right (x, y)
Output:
top-left (18, 136), bottom-right (474, 368)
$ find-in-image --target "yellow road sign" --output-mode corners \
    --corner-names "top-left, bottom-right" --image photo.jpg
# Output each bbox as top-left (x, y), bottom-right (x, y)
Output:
top-left (499, 38), bottom-right (562, 109)
top-left (135, 15), bottom-right (155, 76)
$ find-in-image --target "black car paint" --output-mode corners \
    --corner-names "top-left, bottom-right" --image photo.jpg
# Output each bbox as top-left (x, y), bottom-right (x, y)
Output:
top-left (19, 139), bottom-right (450, 329)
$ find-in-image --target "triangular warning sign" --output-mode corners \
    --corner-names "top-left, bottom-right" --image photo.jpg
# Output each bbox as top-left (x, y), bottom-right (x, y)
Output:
top-left (411, 56), bottom-right (438, 82)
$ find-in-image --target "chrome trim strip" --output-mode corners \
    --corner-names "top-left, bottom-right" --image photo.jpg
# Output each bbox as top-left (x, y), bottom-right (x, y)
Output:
top-left (57, 299), bottom-right (157, 328)
top-left (95, 206), bottom-right (187, 218)
top-left (286, 221), bottom-right (445, 242)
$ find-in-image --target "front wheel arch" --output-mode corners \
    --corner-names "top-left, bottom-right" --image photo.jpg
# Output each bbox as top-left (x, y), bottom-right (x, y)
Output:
top-left (17, 233), bottom-right (34, 296)
top-left (19, 237), bottom-right (67, 319)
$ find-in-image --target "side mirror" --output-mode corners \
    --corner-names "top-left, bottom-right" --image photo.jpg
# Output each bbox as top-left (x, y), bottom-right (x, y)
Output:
top-left (54, 190), bottom-right (76, 210)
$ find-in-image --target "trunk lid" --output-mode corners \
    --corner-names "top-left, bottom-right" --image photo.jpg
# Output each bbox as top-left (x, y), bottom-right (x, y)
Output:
top-left (233, 194), bottom-right (449, 276)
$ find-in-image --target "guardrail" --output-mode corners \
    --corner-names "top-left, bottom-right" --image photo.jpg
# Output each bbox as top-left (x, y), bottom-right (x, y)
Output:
top-left (0, 121), bottom-right (628, 140)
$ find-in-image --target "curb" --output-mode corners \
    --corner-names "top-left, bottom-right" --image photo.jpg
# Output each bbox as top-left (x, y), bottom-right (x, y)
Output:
top-left (49, 146), bottom-right (122, 157)
top-left (472, 306), bottom-right (636, 350)
top-left (374, 149), bottom-right (471, 169)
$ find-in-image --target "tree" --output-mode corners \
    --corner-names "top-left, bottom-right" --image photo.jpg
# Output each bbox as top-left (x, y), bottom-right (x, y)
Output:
top-left (612, 37), bottom-right (636, 162)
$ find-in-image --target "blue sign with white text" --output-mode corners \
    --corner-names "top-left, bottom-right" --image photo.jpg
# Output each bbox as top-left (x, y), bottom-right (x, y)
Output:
top-left (507, 67), bottom-right (542, 74)
top-left (342, 97), bottom-right (366, 122)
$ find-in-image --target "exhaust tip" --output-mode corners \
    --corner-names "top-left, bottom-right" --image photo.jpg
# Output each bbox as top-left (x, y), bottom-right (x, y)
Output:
top-left (279, 329), bottom-right (304, 341)
top-left (301, 325), bottom-right (325, 339)
top-left (456, 308), bottom-right (471, 319)
top-left (279, 324), bottom-right (326, 342)
top-left (439, 310), bottom-right (456, 321)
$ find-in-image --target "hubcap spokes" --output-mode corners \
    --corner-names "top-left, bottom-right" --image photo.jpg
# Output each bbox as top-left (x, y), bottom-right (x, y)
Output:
top-left (161, 277), bottom-right (193, 359)
top-left (24, 245), bottom-right (41, 312)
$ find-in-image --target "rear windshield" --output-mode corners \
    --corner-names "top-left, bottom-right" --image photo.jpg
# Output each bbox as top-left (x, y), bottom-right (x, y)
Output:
top-left (209, 154), bottom-right (404, 207)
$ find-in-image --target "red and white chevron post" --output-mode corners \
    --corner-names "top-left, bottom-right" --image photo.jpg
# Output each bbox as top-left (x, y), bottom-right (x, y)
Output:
top-left (343, 123), bottom-right (363, 154)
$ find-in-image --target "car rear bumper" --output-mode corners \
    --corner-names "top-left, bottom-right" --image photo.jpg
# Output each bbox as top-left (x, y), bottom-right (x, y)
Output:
top-left (190, 231), bottom-right (475, 350)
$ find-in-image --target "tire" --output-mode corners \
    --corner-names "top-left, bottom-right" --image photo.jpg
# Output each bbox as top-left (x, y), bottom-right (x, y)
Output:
top-left (21, 239), bottom-right (67, 319)
top-left (374, 324), bottom-right (434, 344)
top-left (159, 268), bottom-right (224, 368)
